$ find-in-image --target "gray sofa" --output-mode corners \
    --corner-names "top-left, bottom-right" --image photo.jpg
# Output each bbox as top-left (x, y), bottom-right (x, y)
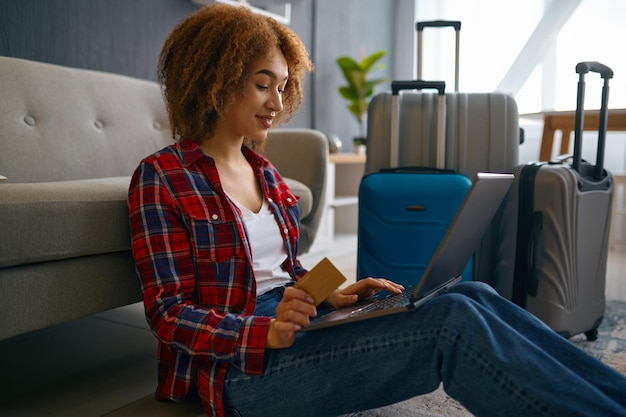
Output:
top-left (0, 56), bottom-right (327, 341)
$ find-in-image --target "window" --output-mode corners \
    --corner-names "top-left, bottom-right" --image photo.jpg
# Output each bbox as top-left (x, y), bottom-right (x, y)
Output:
top-left (415, 0), bottom-right (626, 114)
top-left (415, 0), bottom-right (626, 169)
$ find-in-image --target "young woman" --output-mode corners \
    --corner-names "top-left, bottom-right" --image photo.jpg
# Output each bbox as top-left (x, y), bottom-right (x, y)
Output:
top-left (128, 4), bottom-right (626, 417)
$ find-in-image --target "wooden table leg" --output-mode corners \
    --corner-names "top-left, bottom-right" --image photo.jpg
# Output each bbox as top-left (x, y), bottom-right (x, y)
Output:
top-left (539, 122), bottom-right (555, 161)
top-left (559, 129), bottom-right (572, 157)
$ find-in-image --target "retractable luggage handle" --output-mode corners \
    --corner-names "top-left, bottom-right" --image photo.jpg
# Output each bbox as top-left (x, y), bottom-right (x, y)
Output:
top-left (416, 20), bottom-right (461, 91)
top-left (572, 61), bottom-right (613, 178)
top-left (390, 80), bottom-right (446, 169)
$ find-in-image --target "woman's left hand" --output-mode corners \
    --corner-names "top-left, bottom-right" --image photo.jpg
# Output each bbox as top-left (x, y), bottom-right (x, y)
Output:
top-left (325, 278), bottom-right (405, 309)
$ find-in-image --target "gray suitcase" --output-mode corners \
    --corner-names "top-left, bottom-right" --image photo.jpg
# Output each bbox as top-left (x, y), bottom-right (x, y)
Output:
top-left (366, 20), bottom-right (520, 179)
top-left (492, 62), bottom-right (614, 340)
top-left (366, 92), bottom-right (520, 179)
top-left (365, 21), bottom-right (520, 281)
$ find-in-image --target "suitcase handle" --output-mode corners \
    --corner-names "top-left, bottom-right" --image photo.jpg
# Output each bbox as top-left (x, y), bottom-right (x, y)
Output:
top-left (572, 61), bottom-right (613, 178)
top-left (416, 20), bottom-right (461, 31)
top-left (575, 61), bottom-right (614, 79)
top-left (416, 20), bottom-right (461, 91)
top-left (391, 80), bottom-right (446, 96)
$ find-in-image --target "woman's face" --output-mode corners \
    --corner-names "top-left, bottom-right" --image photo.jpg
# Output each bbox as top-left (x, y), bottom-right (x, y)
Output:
top-left (218, 46), bottom-right (289, 142)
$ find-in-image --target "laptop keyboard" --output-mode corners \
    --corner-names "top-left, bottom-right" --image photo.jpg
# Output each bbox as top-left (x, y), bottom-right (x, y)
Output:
top-left (350, 287), bottom-right (414, 316)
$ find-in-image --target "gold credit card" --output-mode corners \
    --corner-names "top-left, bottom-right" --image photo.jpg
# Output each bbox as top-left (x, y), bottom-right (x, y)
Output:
top-left (293, 257), bottom-right (347, 306)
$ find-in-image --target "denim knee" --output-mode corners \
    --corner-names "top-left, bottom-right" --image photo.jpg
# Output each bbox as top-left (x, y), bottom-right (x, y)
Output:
top-left (423, 288), bottom-right (485, 331)
top-left (447, 280), bottom-right (497, 298)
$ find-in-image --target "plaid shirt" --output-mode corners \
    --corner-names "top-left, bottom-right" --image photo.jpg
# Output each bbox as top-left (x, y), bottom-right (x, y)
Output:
top-left (127, 140), bottom-right (307, 417)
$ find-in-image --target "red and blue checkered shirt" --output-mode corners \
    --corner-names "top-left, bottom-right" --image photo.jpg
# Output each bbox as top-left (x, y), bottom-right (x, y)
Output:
top-left (127, 140), bottom-right (308, 417)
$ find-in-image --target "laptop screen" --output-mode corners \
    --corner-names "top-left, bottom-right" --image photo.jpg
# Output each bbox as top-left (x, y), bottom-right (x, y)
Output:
top-left (410, 172), bottom-right (513, 300)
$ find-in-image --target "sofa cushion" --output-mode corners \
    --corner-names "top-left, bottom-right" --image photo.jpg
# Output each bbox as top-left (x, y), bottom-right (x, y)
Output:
top-left (0, 56), bottom-right (172, 183)
top-left (0, 177), bottom-right (132, 268)
top-left (0, 176), bottom-right (313, 268)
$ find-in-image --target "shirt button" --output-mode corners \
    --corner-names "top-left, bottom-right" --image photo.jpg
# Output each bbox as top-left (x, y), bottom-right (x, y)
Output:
top-left (268, 198), bottom-right (273, 203)
top-left (286, 198), bottom-right (292, 203)
top-left (283, 228), bottom-right (288, 235)
top-left (212, 214), bottom-right (219, 220)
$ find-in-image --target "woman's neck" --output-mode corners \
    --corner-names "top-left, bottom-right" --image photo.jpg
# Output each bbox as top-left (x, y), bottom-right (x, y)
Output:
top-left (199, 135), bottom-right (246, 165)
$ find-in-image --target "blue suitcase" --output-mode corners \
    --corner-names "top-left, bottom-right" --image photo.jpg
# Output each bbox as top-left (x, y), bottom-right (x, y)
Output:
top-left (357, 79), bottom-right (473, 287)
top-left (357, 170), bottom-right (472, 286)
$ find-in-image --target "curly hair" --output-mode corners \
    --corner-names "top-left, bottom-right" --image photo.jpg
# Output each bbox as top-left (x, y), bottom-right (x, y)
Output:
top-left (158, 4), bottom-right (314, 142)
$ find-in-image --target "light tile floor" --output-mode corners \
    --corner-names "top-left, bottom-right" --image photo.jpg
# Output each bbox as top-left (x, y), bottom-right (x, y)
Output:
top-left (0, 234), bottom-right (624, 417)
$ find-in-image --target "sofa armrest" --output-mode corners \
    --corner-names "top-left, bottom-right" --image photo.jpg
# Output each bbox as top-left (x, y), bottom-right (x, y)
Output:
top-left (264, 128), bottom-right (328, 254)
top-left (283, 178), bottom-right (312, 219)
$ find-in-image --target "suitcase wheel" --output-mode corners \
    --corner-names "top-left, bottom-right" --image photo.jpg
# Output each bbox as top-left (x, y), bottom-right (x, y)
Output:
top-left (584, 328), bottom-right (599, 342)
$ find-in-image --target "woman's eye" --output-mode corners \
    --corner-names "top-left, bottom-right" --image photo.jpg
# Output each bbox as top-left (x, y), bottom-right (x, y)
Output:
top-left (256, 84), bottom-right (284, 94)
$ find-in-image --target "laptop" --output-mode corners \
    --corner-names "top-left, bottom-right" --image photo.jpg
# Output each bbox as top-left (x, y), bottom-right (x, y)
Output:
top-left (303, 172), bottom-right (514, 331)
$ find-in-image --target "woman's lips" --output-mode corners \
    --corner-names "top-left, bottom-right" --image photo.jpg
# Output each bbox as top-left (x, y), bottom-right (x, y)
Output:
top-left (257, 115), bottom-right (274, 129)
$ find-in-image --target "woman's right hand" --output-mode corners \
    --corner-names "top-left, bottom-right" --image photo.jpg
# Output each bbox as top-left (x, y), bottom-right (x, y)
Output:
top-left (266, 287), bottom-right (317, 349)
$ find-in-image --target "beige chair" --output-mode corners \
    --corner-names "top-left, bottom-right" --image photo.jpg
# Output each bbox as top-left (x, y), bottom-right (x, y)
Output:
top-left (265, 128), bottom-right (328, 254)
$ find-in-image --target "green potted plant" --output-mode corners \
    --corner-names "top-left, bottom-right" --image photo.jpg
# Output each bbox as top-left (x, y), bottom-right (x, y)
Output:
top-left (336, 50), bottom-right (387, 151)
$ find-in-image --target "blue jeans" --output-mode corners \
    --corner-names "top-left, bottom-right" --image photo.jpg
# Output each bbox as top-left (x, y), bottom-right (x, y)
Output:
top-left (222, 282), bottom-right (626, 417)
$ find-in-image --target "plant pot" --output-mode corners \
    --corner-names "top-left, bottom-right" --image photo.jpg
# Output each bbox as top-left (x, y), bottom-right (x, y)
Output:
top-left (353, 137), bottom-right (367, 155)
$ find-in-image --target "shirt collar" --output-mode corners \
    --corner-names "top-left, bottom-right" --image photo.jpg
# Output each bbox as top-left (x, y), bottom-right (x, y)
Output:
top-left (176, 139), bottom-right (206, 167)
top-left (176, 139), bottom-right (270, 169)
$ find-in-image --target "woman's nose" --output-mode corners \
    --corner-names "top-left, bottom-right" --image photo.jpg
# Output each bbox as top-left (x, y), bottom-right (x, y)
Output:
top-left (267, 89), bottom-right (283, 112)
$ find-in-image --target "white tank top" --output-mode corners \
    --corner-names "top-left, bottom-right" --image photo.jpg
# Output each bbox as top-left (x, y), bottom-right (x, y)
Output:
top-left (229, 196), bottom-right (292, 296)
